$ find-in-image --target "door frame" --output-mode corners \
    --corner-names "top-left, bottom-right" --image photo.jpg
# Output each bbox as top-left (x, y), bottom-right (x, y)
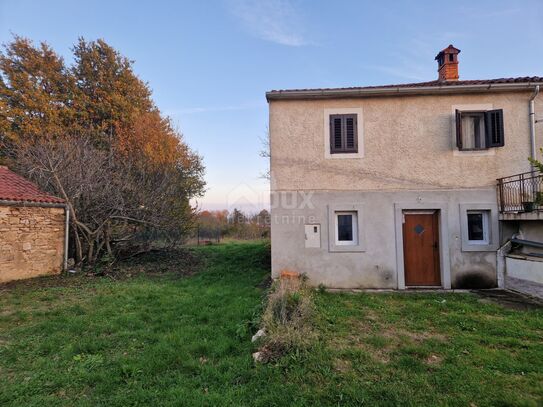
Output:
top-left (394, 203), bottom-right (451, 290)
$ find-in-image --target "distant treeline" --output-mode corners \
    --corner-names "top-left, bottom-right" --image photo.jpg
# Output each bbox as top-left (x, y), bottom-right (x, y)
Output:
top-left (197, 209), bottom-right (270, 241)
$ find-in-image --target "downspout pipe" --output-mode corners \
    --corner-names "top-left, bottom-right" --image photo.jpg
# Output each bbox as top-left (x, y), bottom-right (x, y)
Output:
top-left (529, 85), bottom-right (540, 164)
top-left (64, 206), bottom-right (70, 271)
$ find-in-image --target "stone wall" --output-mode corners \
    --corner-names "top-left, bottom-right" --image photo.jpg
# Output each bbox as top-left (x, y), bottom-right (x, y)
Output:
top-left (0, 205), bottom-right (65, 283)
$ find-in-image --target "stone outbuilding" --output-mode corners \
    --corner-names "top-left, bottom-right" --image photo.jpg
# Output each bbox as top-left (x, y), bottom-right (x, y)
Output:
top-left (0, 166), bottom-right (67, 283)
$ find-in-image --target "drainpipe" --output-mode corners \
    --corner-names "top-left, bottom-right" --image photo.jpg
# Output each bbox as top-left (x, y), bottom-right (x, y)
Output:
top-left (64, 206), bottom-right (70, 271)
top-left (529, 85), bottom-right (540, 165)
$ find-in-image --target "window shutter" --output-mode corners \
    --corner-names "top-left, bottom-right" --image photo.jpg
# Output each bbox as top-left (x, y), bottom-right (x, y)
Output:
top-left (329, 117), bottom-right (335, 151)
top-left (329, 114), bottom-right (358, 154)
top-left (345, 115), bottom-right (357, 151)
top-left (333, 117), bottom-right (343, 150)
top-left (484, 109), bottom-right (504, 147)
top-left (455, 109), bottom-right (463, 150)
top-left (330, 115), bottom-right (343, 153)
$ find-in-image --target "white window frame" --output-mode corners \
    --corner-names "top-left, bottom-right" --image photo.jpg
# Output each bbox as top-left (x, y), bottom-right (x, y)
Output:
top-left (327, 204), bottom-right (365, 253)
top-left (459, 204), bottom-right (499, 252)
top-left (324, 108), bottom-right (364, 159)
top-left (466, 210), bottom-right (489, 245)
top-left (335, 211), bottom-right (358, 246)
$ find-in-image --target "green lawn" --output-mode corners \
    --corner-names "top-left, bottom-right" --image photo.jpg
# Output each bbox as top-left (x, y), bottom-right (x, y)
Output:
top-left (1, 241), bottom-right (542, 406)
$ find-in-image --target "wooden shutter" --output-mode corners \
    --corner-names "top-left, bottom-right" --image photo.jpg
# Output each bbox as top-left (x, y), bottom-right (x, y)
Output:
top-left (455, 109), bottom-right (463, 150)
top-left (344, 115), bottom-right (357, 152)
top-left (484, 109), bottom-right (504, 147)
top-left (329, 114), bottom-right (358, 154)
top-left (330, 115), bottom-right (343, 153)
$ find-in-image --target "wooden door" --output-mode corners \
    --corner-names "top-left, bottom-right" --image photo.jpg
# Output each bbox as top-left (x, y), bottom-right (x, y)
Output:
top-left (403, 211), bottom-right (441, 286)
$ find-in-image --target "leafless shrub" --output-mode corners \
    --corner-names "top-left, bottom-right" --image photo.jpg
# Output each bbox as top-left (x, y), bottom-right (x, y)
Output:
top-left (259, 127), bottom-right (270, 181)
top-left (10, 135), bottom-right (201, 267)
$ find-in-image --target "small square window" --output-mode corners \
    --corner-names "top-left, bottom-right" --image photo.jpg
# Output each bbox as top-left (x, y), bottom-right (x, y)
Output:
top-left (467, 211), bottom-right (489, 244)
top-left (335, 211), bottom-right (358, 245)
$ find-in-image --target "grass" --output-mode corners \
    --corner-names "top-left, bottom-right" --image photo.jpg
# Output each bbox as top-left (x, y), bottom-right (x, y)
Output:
top-left (0, 241), bottom-right (542, 406)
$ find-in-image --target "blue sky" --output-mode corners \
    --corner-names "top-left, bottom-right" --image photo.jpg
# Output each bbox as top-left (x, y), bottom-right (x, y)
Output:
top-left (1, 0), bottom-right (542, 211)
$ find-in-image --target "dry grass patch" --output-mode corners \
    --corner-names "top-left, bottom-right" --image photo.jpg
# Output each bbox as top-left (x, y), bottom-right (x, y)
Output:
top-left (326, 312), bottom-right (448, 366)
top-left (256, 276), bottom-right (316, 362)
top-left (426, 354), bottom-right (443, 365)
top-left (381, 326), bottom-right (448, 343)
top-left (333, 358), bottom-right (353, 373)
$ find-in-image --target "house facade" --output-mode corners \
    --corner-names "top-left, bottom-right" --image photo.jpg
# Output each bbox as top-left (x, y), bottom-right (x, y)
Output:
top-left (0, 166), bottom-right (67, 283)
top-left (267, 45), bottom-right (543, 290)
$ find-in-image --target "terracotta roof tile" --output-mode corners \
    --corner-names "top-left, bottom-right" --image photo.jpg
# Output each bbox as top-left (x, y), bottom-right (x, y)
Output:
top-left (268, 76), bottom-right (543, 94)
top-left (0, 166), bottom-right (64, 204)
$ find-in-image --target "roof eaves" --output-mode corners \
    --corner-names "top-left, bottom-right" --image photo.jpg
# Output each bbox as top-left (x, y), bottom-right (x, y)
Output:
top-left (0, 198), bottom-right (66, 207)
top-left (266, 81), bottom-right (543, 101)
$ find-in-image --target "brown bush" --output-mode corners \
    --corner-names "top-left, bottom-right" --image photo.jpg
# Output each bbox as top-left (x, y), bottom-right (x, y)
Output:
top-left (258, 276), bottom-right (315, 362)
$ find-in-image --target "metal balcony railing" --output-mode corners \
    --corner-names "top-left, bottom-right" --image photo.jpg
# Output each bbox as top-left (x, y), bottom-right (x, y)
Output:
top-left (497, 170), bottom-right (543, 213)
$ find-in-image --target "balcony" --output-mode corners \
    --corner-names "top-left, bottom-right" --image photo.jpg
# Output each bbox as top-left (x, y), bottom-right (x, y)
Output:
top-left (497, 171), bottom-right (543, 220)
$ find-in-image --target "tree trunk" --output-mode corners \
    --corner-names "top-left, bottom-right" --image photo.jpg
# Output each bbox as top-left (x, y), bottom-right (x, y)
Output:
top-left (87, 240), bottom-right (95, 266)
top-left (71, 221), bottom-right (83, 265)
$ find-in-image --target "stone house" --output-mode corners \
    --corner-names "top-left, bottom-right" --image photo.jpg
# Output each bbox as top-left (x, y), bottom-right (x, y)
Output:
top-left (0, 166), bottom-right (67, 283)
top-left (267, 45), bottom-right (543, 293)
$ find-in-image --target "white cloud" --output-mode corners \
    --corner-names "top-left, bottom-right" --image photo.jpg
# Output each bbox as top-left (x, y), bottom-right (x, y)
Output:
top-left (227, 0), bottom-right (308, 46)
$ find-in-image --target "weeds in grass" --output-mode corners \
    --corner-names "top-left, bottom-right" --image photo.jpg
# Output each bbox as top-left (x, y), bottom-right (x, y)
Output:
top-left (236, 301), bottom-right (264, 340)
top-left (108, 248), bottom-right (202, 278)
top-left (257, 276), bottom-right (316, 362)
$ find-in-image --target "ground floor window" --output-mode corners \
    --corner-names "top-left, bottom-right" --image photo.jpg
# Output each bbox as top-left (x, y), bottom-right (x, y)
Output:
top-left (459, 204), bottom-right (497, 252)
top-left (467, 210), bottom-right (489, 244)
top-left (335, 211), bottom-right (358, 245)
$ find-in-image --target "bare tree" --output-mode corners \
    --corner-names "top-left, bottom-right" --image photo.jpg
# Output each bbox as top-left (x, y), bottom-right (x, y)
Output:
top-left (12, 135), bottom-right (201, 266)
top-left (259, 127), bottom-right (271, 181)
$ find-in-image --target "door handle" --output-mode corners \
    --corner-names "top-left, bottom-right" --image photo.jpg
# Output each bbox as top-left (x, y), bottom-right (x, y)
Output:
top-left (433, 242), bottom-right (439, 249)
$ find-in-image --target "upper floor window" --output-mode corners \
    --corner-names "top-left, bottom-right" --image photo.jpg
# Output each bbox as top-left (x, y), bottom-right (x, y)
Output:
top-left (455, 109), bottom-right (504, 151)
top-left (330, 114), bottom-right (358, 154)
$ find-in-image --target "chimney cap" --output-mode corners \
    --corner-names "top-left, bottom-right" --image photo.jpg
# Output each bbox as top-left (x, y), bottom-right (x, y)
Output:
top-left (435, 44), bottom-right (461, 60)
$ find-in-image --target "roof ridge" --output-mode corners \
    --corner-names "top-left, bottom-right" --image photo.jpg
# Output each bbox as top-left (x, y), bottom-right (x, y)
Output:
top-left (268, 76), bottom-right (543, 94)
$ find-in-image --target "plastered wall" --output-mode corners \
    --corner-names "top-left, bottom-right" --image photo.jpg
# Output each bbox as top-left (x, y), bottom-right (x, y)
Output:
top-left (270, 91), bottom-right (542, 192)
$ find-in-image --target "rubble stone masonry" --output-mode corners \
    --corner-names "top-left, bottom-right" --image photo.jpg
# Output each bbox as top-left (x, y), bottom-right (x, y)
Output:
top-left (0, 205), bottom-right (65, 283)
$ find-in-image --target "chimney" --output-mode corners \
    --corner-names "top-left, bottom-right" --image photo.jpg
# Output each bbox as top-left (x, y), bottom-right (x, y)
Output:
top-left (435, 45), bottom-right (460, 81)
